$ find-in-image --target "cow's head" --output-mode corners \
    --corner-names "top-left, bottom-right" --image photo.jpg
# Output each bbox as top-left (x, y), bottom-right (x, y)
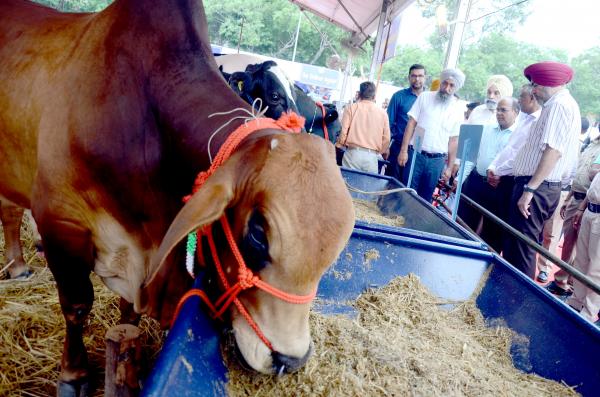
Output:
top-left (146, 131), bottom-right (355, 374)
top-left (227, 61), bottom-right (299, 120)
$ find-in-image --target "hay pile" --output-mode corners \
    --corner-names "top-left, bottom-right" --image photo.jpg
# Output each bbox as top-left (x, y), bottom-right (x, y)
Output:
top-left (0, 218), bottom-right (164, 397)
top-left (353, 199), bottom-right (405, 228)
top-left (226, 274), bottom-right (579, 397)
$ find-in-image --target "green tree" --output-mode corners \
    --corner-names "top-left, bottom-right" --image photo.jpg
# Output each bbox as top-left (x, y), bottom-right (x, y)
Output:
top-left (570, 48), bottom-right (600, 117)
top-left (458, 33), bottom-right (568, 101)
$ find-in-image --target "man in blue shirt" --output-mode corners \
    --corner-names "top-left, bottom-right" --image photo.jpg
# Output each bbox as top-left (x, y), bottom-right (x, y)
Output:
top-left (458, 97), bottom-right (520, 252)
top-left (385, 64), bottom-right (426, 184)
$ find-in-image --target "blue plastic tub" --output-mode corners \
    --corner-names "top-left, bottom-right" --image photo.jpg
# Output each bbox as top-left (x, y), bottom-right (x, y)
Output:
top-left (143, 226), bottom-right (600, 396)
top-left (341, 167), bottom-right (483, 245)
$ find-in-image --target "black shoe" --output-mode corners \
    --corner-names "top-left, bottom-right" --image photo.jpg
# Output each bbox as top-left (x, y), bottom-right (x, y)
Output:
top-left (546, 281), bottom-right (573, 297)
top-left (536, 271), bottom-right (549, 283)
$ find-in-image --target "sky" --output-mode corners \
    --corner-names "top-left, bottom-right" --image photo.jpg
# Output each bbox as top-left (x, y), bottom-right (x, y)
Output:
top-left (396, 0), bottom-right (600, 59)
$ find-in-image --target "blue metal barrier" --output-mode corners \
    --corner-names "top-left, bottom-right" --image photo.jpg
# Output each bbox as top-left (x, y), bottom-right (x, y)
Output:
top-left (143, 170), bottom-right (600, 397)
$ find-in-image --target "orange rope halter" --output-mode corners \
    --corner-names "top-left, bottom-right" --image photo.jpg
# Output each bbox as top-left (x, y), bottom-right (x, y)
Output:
top-left (172, 112), bottom-right (315, 351)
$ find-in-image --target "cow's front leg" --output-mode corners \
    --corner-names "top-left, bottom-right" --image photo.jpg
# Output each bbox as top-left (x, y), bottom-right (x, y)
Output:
top-left (0, 202), bottom-right (31, 279)
top-left (40, 221), bottom-right (95, 397)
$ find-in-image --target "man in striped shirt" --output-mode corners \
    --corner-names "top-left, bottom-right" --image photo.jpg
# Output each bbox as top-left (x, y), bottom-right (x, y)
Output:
top-left (503, 61), bottom-right (581, 279)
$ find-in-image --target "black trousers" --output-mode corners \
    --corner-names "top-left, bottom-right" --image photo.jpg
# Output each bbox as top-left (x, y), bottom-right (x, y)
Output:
top-left (458, 170), bottom-right (514, 252)
top-left (502, 177), bottom-right (561, 279)
top-left (384, 139), bottom-right (407, 185)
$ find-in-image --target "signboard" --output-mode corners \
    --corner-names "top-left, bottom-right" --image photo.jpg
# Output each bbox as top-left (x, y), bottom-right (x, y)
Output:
top-left (457, 124), bottom-right (484, 163)
top-left (452, 124), bottom-right (484, 220)
top-left (299, 64), bottom-right (342, 90)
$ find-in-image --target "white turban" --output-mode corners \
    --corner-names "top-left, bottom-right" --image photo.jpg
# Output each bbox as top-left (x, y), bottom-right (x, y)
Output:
top-left (487, 75), bottom-right (513, 97)
top-left (439, 68), bottom-right (465, 90)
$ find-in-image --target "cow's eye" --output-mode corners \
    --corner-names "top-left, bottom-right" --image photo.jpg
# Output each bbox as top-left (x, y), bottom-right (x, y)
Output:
top-left (242, 211), bottom-right (270, 271)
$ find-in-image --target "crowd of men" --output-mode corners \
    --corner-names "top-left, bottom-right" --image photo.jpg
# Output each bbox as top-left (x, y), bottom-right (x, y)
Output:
top-left (336, 60), bottom-right (600, 327)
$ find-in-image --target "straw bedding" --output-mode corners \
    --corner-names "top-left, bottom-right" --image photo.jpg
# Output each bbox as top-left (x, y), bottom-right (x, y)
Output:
top-left (1, 217), bottom-right (580, 397)
top-left (0, 219), bottom-right (164, 397)
top-left (353, 199), bottom-right (405, 228)
top-left (225, 274), bottom-right (579, 396)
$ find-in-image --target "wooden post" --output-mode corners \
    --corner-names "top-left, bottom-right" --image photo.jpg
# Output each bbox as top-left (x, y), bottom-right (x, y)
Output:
top-left (105, 324), bottom-right (142, 397)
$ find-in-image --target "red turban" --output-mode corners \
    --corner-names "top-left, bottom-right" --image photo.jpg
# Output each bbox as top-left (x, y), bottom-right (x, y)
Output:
top-left (523, 61), bottom-right (574, 87)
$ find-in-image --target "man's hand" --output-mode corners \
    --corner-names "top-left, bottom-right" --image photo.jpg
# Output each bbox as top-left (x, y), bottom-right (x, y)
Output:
top-left (451, 163), bottom-right (460, 177)
top-left (573, 210), bottom-right (584, 230)
top-left (398, 150), bottom-right (409, 166)
top-left (559, 201), bottom-right (569, 219)
top-left (517, 191), bottom-right (534, 218)
top-left (487, 170), bottom-right (500, 188)
top-left (441, 167), bottom-right (452, 183)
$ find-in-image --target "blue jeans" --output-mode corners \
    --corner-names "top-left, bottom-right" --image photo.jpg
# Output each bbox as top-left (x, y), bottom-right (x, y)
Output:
top-left (402, 146), bottom-right (446, 203)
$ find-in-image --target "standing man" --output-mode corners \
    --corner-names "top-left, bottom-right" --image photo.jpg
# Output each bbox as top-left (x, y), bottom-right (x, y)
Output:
top-left (386, 64), bottom-right (426, 184)
top-left (468, 75), bottom-right (514, 125)
top-left (503, 61), bottom-right (581, 279)
top-left (567, 157), bottom-right (600, 324)
top-left (458, 97), bottom-right (519, 252)
top-left (398, 68), bottom-right (465, 202)
top-left (336, 81), bottom-right (391, 174)
top-left (547, 133), bottom-right (600, 298)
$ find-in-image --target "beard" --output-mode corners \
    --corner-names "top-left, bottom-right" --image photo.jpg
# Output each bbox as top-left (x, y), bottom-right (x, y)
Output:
top-left (485, 99), bottom-right (498, 110)
top-left (436, 90), bottom-right (451, 103)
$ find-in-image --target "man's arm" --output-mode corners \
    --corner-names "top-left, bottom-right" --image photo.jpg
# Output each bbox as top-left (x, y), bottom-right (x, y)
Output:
top-left (443, 136), bottom-right (458, 181)
top-left (335, 104), bottom-right (353, 148)
top-left (516, 146), bottom-right (562, 218)
top-left (526, 147), bottom-right (563, 188)
top-left (398, 117), bottom-right (417, 166)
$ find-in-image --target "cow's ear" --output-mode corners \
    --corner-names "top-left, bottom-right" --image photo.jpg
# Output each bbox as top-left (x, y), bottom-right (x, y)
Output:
top-left (229, 72), bottom-right (251, 95)
top-left (325, 108), bottom-right (339, 123)
top-left (145, 168), bottom-right (235, 286)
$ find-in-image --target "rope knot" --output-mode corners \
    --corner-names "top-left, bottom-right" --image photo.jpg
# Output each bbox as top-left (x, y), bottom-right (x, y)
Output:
top-left (238, 267), bottom-right (259, 290)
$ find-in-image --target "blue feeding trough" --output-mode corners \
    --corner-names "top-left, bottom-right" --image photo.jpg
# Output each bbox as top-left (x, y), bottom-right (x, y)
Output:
top-left (143, 169), bottom-right (600, 397)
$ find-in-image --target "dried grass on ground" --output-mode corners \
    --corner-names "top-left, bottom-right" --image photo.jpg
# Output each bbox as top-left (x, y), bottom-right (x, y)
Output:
top-left (226, 274), bottom-right (579, 397)
top-left (0, 219), bottom-right (164, 397)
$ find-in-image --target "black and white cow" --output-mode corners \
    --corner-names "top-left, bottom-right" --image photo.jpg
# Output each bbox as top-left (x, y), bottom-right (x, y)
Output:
top-left (216, 54), bottom-right (341, 144)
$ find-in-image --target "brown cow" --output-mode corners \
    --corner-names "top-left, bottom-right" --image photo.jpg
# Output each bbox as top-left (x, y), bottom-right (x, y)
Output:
top-left (0, 1), bottom-right (355, 395)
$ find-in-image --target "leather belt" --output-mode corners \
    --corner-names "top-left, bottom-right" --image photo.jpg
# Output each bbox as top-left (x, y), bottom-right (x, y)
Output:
top-left (514, 176), bottom-right (561, 187)
top-left (588, 202), bottom-right (600, 213)
top-left (409, 146), bottom-right (446, 158)
top-left (573, 191), bottom-right (586, 201)
top-left (348, 146), bottom-right (378, 154)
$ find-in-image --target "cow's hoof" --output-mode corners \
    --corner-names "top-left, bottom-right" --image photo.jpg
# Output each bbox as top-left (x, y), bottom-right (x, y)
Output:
top-left (56, 379), bottom-right (89, 397)
top-left (13, 269), bottom-right (34, 280)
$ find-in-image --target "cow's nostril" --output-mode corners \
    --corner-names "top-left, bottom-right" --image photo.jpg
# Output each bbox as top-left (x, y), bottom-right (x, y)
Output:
top-left (271, 342), bottom-right (314, 374)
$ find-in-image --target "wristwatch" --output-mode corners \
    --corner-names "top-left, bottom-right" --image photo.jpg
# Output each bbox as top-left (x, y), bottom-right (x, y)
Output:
top-left (523, 184), bottom-right (536, 193)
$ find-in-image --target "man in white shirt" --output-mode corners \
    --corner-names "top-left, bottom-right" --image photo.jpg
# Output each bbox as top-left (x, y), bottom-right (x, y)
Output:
top-left (398, 68), bottom-right (465, 202)
top-left (457, 75), bottom-right (514, 179)
top-left (503, 61), bottom-right (581, 280)
top-left (458, 97), bottom-right (519, 252)
top-left (467, 74), bottom-right (514, 125)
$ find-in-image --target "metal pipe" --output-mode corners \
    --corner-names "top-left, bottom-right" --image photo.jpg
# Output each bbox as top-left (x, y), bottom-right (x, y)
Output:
top-left (458, 191), bottom-right (600, 295)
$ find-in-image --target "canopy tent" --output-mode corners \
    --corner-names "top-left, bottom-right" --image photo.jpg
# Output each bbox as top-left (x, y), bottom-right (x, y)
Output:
top-left (289, 0), bottom-right (416, 47)
top-left (289, 0), bottom-right (417, 103)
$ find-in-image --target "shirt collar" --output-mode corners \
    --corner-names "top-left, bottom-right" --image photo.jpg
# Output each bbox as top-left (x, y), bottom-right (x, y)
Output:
top-left (543, 88), bottom-right (569, 108)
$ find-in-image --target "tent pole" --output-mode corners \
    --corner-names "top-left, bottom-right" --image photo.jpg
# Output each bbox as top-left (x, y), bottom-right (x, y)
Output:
top-left (368, 0), bottom-right (389, 81)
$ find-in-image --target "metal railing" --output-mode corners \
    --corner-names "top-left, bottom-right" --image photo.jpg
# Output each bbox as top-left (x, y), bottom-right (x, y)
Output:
top-left (436, 187), bottom-right (600, 295)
